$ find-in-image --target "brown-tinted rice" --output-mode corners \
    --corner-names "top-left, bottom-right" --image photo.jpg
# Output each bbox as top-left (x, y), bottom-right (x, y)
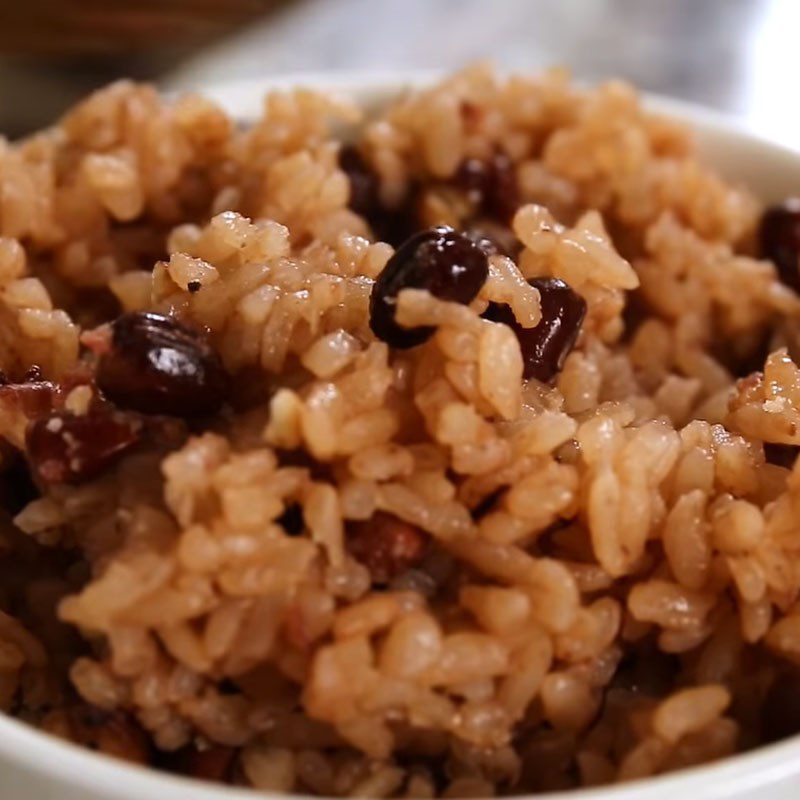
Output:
top-left (0, 65), bottom-right (799, 796)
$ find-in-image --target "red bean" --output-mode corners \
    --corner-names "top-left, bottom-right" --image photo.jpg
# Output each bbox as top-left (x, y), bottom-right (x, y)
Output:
top-left (96, 312), bottom-right (228, 417)
top-left (455, 152), bottom-right (519, 223)
top-left (760, 199), bottom-right (800, 291)
top-left (339, 144), bottom-right (381, 220)
top-left (26, 410), bottom-right (141, 485)
top-left (369, 226), bottom-right (489, 348)
top-left (0, 380), bottom-right (58, 419)
top-left (763, 442), bottom-right (798, 469)
top-left (347, 512), bottom-right (428, 584)
top-left (483, 277), bottom-right (586, 381)
top-left (339, 144), bottom-right (420, 247)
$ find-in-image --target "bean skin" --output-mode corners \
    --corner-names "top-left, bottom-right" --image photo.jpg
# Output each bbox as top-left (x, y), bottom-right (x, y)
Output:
top-left (95, 312), bottom-right (228, 418)
top-left (26, 410), bottom-right (142, 485)
top-left (760, 199), bottom-right (800, 291)
top-left (483, 277), bottom-right (586, 381)
top-left (347, 512), bottom-right (428, 584)
top-left (369, 226), bottom-right (489, 348)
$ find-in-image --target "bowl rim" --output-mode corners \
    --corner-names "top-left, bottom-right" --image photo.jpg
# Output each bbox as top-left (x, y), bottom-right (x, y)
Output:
top-left (2, 69), bottom-right (800, 800)
top-left (1, 703), bottom-right (798, 800)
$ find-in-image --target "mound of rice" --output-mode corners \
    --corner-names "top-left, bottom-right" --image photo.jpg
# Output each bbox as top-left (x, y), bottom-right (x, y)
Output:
top-left (2, 64), bottom-right (800, 796)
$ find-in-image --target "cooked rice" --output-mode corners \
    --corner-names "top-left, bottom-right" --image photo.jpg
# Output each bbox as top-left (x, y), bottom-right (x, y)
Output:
top-left (1, 64), bottom-right (800, 796)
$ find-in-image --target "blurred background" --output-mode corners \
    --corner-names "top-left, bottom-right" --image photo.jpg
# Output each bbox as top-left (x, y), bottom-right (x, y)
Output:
top-left (2, 0), bottom-right (799, 147)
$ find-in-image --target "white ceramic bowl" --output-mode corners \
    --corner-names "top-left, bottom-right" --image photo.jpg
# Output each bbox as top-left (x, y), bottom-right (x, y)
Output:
top-left (3, 72), bottom-right (800, 800)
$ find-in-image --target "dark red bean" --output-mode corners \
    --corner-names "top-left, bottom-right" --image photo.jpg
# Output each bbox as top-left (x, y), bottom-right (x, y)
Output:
top-left (339, 145), bottom-right (421, 247)
top-left (26, 410), bottom-right (141, 485)
top-left (455, 152), bottom-right (519, 223)
top-left (373, 198), bottom-right (421, 249)
top-left (762, 671), bottom-right (800, 743)
top-left (0, 365), bottom-right (101, 424)
top-left (339, 144), bottom-right (381, 220)
top-left (369, 226), bottom-right (489, 348)
top-left (347, 512), bottom-right (428, 584)
top-left (760, 199), bottom-right (800, 291)
top-left (96, 312), bottom-right (228, 417)
top-left (483, 277), bottom-right (586, 381)
top-left (0, 380), bottom-right (58, 419)
top-left (764, 442), bottom-right (799, 469)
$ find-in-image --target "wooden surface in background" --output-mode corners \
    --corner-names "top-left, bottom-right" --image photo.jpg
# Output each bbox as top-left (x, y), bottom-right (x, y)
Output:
top-left (0, 0), bottom-right (288, 136)
top-left (1, 0), bottom-right (798, 150)
top-left (0, 0), bottom-right (277, 55)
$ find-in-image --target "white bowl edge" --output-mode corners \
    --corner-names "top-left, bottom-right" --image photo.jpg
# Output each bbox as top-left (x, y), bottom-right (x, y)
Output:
top-left (3, 70), bottom-right (800, 800)
top-left (196, 69), bottom-right (800, 201)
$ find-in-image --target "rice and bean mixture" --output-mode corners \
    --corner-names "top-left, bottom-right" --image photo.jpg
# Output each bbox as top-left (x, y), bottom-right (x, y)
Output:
top-left (2, 65), bottom-right (800, 795)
